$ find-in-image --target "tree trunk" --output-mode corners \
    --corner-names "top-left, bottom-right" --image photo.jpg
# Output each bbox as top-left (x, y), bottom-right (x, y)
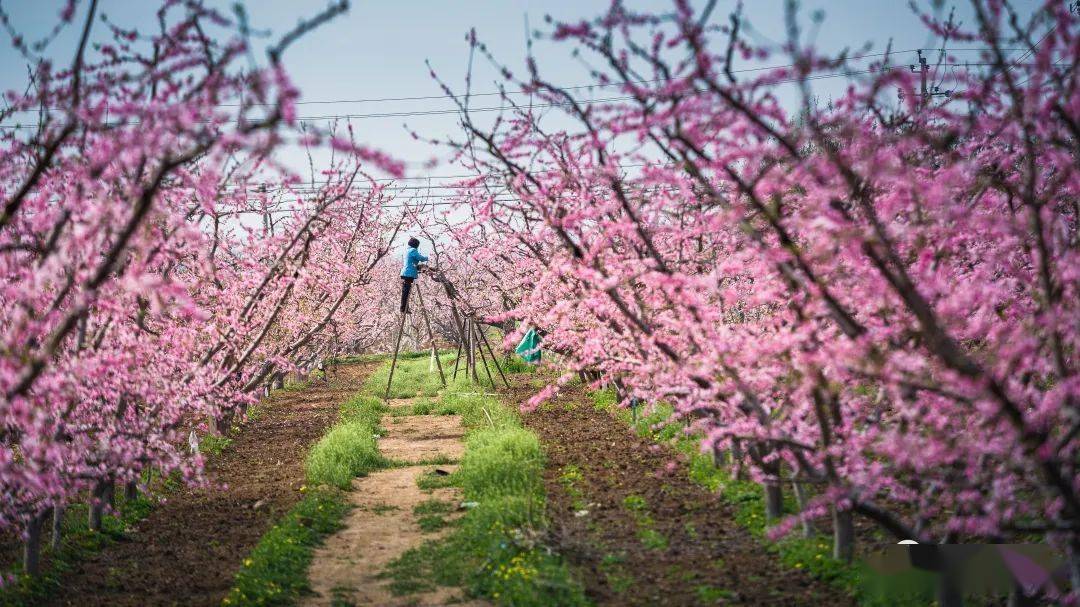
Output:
top-left (731, 440), bottom-right (746, 480)
top-left (209, 411), bottom-right (230, 436)
top-left (764, 481), bottom-right (783, 522)
top-left (711, 446), bottom-right (726, 468)
top-left (88, 480), bottom-right (111, 532)
top-left (1066, 538), bottom-right (1080, 602)
top-left (51, 505), bottom-right (64, 550)
top-left (24, 508), bottom-right (49, 575)
top-left (791, 478), bottom-right (815, 538)
top-left (936, 575), bottom-right (963, 607)
top-left (832, 507), bottom-right (855, 562)
top-left (124, 480), bottom-right (138, 501)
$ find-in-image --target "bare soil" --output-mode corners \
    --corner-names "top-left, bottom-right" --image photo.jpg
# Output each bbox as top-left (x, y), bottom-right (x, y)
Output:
top-left (46, 363), bottom-right (378, 607)
top-left (521, 383), bottom-right (854, 607)
top-left (378, 414), bottom-right (467, 462)
top-left (303, 406), bottom-right (485, 606)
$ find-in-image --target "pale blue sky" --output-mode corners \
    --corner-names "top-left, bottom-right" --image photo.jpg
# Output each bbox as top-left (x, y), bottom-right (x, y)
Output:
top-left (0, 1), bottom-right (1043, 188)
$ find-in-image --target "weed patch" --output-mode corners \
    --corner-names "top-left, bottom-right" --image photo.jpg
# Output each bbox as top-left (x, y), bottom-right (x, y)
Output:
top-left (306, 423), bottom-right (385, 489)
top-left (416, 469), bottom-right (456, 491)
top-left (413, 499), bottom-right (455, 516)
top-left (417, 515), bottom-right (449, 532)
top-left (387, 455), bottom-right (457, 468)
top-left (695, 584), bottom-right (738, 602)
top-left (500, 357), bottom-right (535, 374)
top-left (306, 392), bottom-right (388, 489)
top-left (559, 464), bottom-right (587, 510)
top-left (598, 550), bottom-right (634, 593)
top-left (223, 489), bottom-right (349, 606)
top-left (363, 353), bottom-right (458, 398)
top-left (200, 434), bottom-right (233, 456)
top-left (621, 494), bottom-right (668, 551)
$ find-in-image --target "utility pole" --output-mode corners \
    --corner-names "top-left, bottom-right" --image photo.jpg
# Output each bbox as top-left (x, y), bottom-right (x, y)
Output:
top-left (911, 50), bottom-right (929, 112)
top-left (918, 50), bottom-right (931, 107)
top-left (909, 50), bottom-right (950, 112)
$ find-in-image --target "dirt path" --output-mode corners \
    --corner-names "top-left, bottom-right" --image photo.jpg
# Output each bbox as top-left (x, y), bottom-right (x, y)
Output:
top-left (303, 404), bottom-right (484, 607)
top-left (377, 414), bottom-right (467, 462)
top-left (47, 363), bottom-right (378, 607)
top-left (522, 384), bottom-right (853, 607)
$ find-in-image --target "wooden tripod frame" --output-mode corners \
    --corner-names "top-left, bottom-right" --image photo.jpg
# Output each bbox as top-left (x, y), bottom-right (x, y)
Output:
top-left (387, 267), bottom-right (510, 400)
top-left (384, 280), bottom-right (446, 401)
top-left (449, 310), bottom-right (509, 390)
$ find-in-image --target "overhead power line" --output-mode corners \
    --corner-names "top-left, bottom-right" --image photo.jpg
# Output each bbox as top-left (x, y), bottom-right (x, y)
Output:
top-left (215, 162), bottom-right (654, 189)
top-left (1014, 27), bottom-right (1057, 88)
top-left (248, 47), bottom-right (1024, 107)
top-left (167, 162), bottom-right (650, 195)
top-left (210, 180), bottom-right (718, 215)
top-left (215, 198), bottom-right (514, 215)
top-left (5, 47), bottom-right (1022, 113)
top-left (0, 54), bottom-right (1038, 130)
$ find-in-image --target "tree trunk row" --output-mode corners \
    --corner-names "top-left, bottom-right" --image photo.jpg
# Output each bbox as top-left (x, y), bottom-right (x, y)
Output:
top-left (23, 479), bottom-right (142, 576)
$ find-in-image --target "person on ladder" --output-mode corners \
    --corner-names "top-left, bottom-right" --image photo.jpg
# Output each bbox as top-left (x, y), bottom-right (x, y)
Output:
top-left (400, 236), bottom-right (428, 313)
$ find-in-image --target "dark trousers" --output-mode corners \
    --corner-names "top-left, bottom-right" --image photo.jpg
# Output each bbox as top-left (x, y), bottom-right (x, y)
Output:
top-left (400, 277), bottom-right (414, 312)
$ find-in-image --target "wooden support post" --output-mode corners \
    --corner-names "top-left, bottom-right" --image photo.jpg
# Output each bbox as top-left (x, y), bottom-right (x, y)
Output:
top-left (414, 282), bottom-right (446, 386)
top-left (451, 305), bottom-right (466, 380)
top-left (475, 320), bottom-right (510, 388)
top-left (452, 338), bottom-right (463, 380)
top-left (384, 309), bottom-right (409, 401)
top-left (472, 321), bottom-right (497, 390)
top-left (468, 318), bottom-right (478, 382)
top-left (464, 317), bottom-right (473, 382)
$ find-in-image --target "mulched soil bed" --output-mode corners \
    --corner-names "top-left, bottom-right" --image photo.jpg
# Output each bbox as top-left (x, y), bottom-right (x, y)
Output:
top-left (521, 383), bottom-right (854, 607)
top-left (46, 362), bottom-right (377, 607)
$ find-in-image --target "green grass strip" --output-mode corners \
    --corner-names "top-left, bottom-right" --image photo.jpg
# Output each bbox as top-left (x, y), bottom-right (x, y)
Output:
top-left (225, 371), bottom-right (391, 606)
top-left (222, 489), bottom-right (349, 606)
top-left (379, 356), bottom-right (588, 606)
top-left (305, 392), bottom-right (390, 489)
top-left (362, 352), bottom-right (459, 399)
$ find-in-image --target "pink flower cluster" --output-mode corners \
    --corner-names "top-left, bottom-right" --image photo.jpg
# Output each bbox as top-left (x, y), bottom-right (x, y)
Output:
top-left (0, 1), bottom-right (398, 539)
top-left (438, 0), bottom-right (1080, 577)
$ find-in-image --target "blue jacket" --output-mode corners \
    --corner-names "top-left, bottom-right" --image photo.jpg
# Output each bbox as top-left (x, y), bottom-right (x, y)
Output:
top-left (401, 247), bottom-right (428, 278)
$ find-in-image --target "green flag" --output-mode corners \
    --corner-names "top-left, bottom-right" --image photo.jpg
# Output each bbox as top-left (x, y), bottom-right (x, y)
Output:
top-left (515, 328), bottom-right (541, 364)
